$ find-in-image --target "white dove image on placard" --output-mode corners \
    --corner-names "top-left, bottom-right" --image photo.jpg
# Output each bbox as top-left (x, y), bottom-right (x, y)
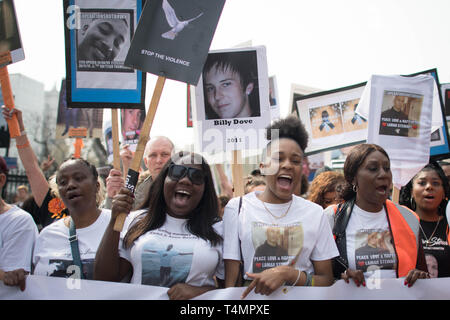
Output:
top-left (161, 0), bottom-right (204, 40)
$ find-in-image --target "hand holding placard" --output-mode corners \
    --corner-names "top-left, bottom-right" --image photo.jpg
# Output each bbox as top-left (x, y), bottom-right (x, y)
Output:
top-left (113, 76), bottom-right (166, 232)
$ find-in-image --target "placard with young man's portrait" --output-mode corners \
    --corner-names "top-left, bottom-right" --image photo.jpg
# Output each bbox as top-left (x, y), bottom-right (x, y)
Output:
top-left (63, 0), bottom-right (146, 109)
top-left (193, 46), bottom-right (271, 153)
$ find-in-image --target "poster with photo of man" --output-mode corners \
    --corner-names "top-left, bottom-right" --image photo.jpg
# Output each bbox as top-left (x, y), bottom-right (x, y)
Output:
top-left (379, 91), bottom-right (423, 137)
top-left (355, 74), bottom-right (436, 188)
top-left (63, 0), bottom-right (145, 108)
top-left (76, 9), bottom-right (133, 73)
top-left (0, 0), bottom-right (24, 66)
top-left (125, 0), bottom-right (225, 85)
top-left (193, 46), bottom-right (271, 153)
top-left (120, 108), bottom-right (146, 152)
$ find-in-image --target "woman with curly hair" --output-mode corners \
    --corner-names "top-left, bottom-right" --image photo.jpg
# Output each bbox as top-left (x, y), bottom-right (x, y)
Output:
top-left (308, 171), bottom-right (345, 209)
top-left (399, 162), bottom-right (450, 278)
top-left (223, 116), bottom-right (338, 299)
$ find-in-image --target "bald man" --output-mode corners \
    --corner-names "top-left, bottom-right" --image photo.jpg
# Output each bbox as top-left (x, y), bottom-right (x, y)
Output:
top-left (102, 136), bottom-right (175, 209)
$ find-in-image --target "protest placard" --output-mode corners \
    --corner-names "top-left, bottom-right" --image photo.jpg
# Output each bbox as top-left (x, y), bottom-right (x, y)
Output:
top-left (356, 74), bottom-right (436, 189)
top-left (296, 82), bottom-right (367, 156)
top-left (193, 46), bottom-right (271, 154)
top-left (63, 0), bottom-right (146, 108)
top-left (0, 0), bottom-right (24, 67)
top-left (114, 1), bottom-right (226, 231)
top-left (125, 0), bottom-right (225, 85)
top-left (55, 80), bottom-right (104, 139)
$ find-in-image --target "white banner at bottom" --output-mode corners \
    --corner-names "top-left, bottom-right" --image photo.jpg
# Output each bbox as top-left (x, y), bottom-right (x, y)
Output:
top-left (1, 275), bottom-right (450, 300)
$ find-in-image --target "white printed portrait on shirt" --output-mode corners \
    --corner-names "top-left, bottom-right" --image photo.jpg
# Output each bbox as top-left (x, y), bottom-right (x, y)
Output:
top-left (251, 222), bottom-right (303, 273)
top-left (379, 91), bottom-right (424, 138)
top-left (354, 229), bottom-right (396, 272)
top-left (141, 240), bottom-right (193, 287)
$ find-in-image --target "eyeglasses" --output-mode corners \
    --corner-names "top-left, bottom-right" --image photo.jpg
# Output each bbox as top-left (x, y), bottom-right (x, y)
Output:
top-left (168, 164), bottom-right (205, 185)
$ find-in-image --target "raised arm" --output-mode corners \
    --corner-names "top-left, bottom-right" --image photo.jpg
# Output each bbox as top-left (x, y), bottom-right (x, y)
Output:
top-left (2, 107), bottom-right (49, 207)
top-left (94, 187), bottom-right (133, 282)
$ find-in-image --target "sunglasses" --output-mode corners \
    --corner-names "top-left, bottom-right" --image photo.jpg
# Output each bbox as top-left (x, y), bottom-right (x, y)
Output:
top-left (168, 164), bottom-right (205, 185)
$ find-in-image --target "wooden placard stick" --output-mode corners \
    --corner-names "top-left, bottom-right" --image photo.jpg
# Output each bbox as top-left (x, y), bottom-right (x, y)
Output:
top-left (392, 186), bottom-right (400, 204)
top-left (73, 138), bottom-right (84, 159)
top-left (68, 128), bottom-right (87, 159)
top-left (111, 109), bottom-right (121, 170)
top-left (0, 65), bottom-right (20, 137)
top-left (231, 150), bottom-right (245, 197)
top-left (113, 76), bottom-right (166, 232)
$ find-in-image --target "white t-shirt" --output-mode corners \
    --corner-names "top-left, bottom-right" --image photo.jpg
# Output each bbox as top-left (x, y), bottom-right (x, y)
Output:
top-left (223, 192), bottom-right (339, 279)
top-left (0, 206), bottom-right (38, 272)
top-left (119, 210), bottom-right (224, 288)
top-left (32, 209), bottom-right (111, 279)
top-left (326, 204), bottom-right (397, 279)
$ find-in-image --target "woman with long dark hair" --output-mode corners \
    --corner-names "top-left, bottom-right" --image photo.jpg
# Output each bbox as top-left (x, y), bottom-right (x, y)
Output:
top-left (94, 151), bottom-right (223, 300)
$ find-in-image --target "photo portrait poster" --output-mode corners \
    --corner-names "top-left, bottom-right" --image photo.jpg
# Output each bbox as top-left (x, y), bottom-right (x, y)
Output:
top-left (0, 0), bottom-right (24, 67)
top-left (63, 0), bottom-right (146, 108)
top-left (193, 46), bottom-right (271, 153)
top-left (120, 108), bottom-right (146, 152)
top-left (125, 0), bottom-right (225, 85)
top-left (356, 74), bottom-right (436, 188)
top-left (296, 82), bottom-right (367, 156)
top-left (55, 80), bottom-right (104, 139)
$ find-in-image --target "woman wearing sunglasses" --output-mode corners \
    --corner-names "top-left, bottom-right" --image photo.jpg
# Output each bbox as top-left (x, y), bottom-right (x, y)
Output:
top-left (223, 116), bottom-right (339, 299)
top-left (94, 151), bottom-right (223, 300)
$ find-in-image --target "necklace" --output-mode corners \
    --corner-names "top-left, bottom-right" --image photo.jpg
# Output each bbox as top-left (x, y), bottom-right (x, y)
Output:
top-left (419, 218), bottom-right (441, 247)
top-left (261, 200), bottom-right (293, 220)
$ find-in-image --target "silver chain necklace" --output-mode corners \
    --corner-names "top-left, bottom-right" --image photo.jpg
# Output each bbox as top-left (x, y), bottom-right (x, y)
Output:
top-left (419, 218), bottom-right (441, 247)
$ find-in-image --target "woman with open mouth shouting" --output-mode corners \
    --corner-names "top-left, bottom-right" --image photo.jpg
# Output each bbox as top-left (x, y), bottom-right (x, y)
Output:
top-left (94, 151), bottom-right (224, 300)
top-left (326, 143), bottom-right (429, 288)
top-left (223, 116), bottom-right (339, 299)
top-left (399, 163), bottom-right (450, 278)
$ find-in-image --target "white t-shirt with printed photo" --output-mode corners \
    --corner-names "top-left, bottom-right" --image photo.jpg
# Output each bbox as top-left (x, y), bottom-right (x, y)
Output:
top-left (119, 210), bottom-right (224, 288)
top-left (345, 205), bottom-right (397, 279)
top-left (32, 209), bottom-right (111, 279)
top-left (0, 206), bottom-right (38, 272)
top-left (223, 192), bottom-right (339, 279)
top-left (325, 204), bottom-right (397, 279)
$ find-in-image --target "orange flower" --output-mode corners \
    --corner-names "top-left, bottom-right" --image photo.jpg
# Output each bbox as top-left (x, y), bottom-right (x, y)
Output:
top-left (48, 197), bottom-right (66, 219)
